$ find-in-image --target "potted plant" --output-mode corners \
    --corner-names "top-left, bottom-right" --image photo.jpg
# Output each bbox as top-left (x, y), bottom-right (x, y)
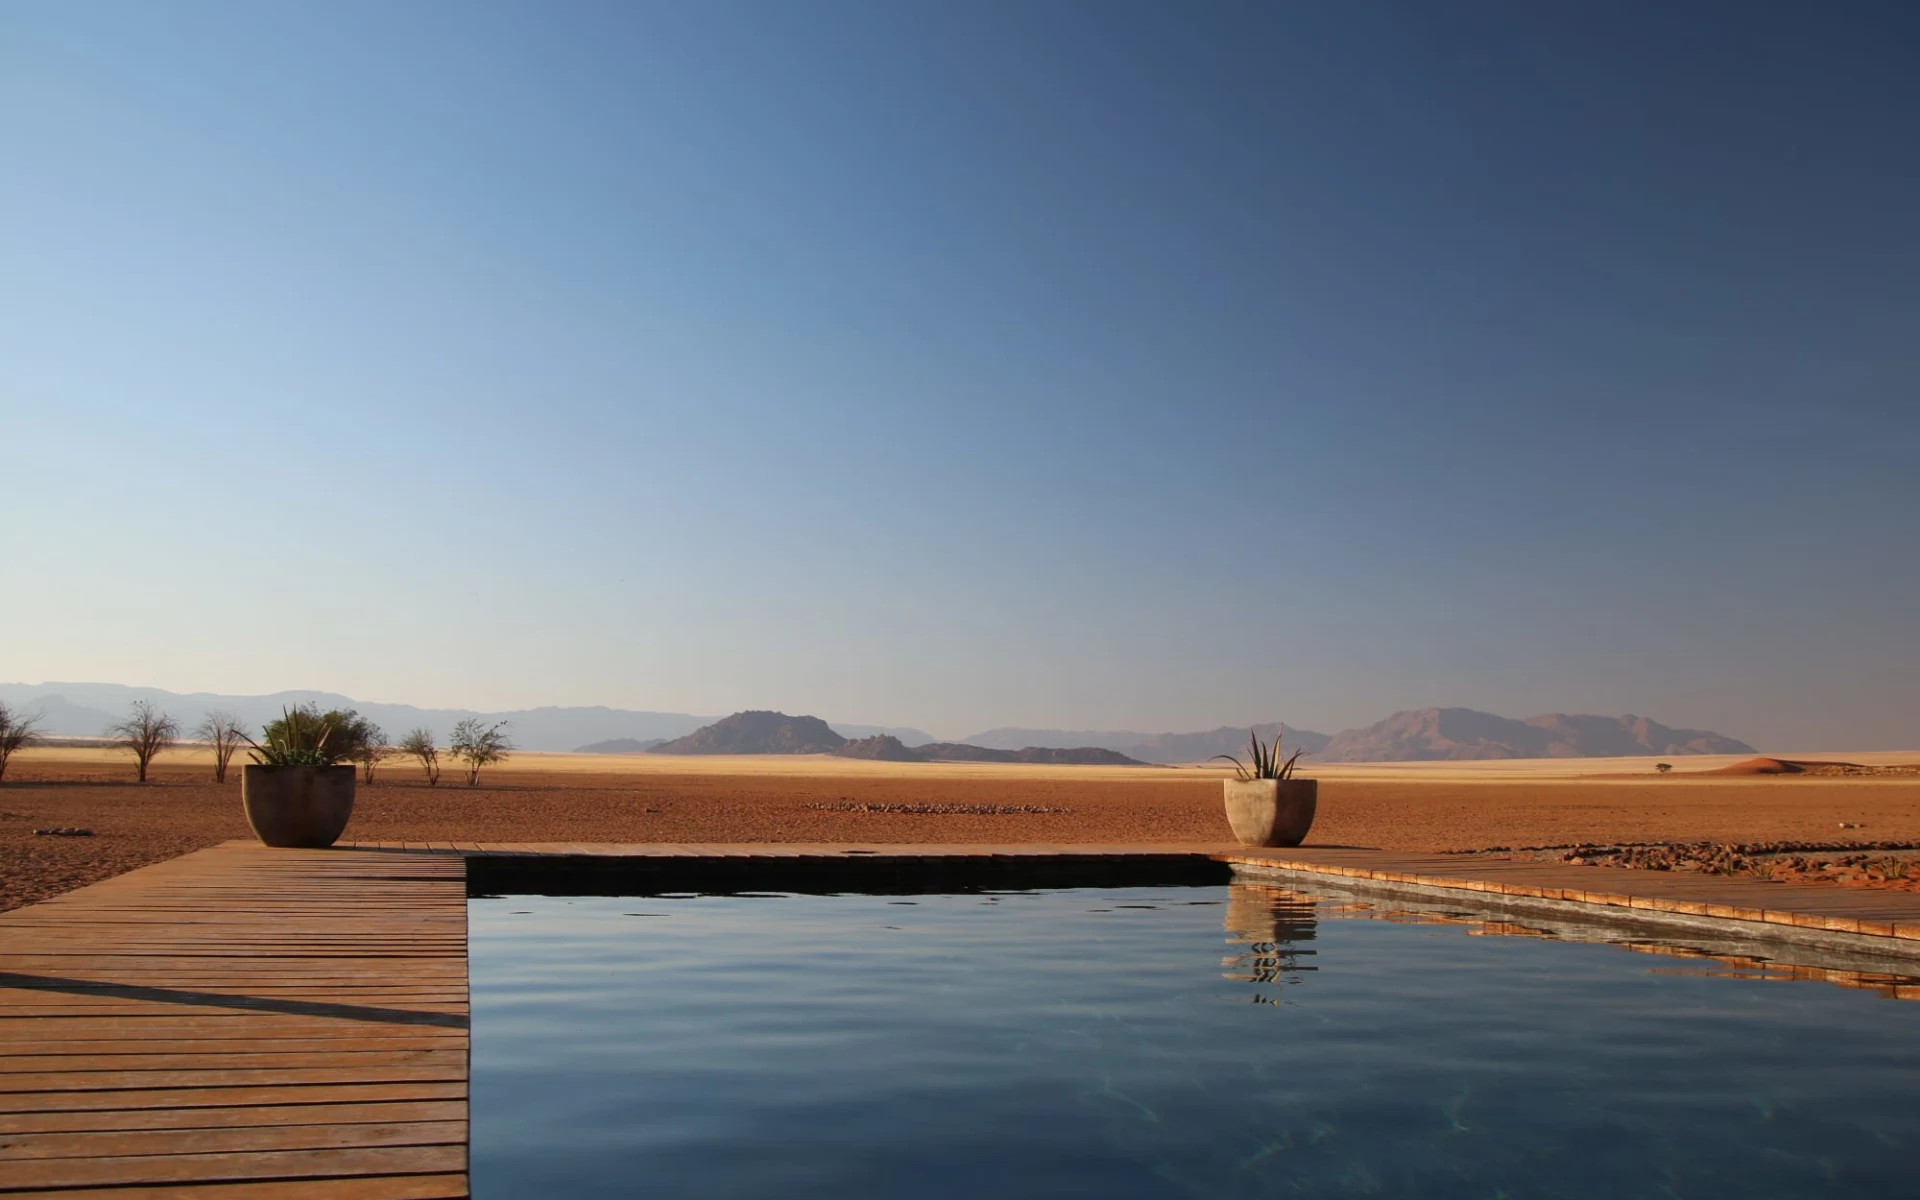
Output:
top-left (240, 706), bottom-right (358, 849)
top-left (1215, 729), bottom-right (1316, 848)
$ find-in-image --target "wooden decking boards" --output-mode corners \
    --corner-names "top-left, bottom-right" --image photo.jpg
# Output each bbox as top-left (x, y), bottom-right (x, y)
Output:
top-left (0, 844), bottom-right (469, 1199)
top-left (1219, 846), bottom-right (1920, 942)
top-left (5, 839), bottom-right (1920, 1197)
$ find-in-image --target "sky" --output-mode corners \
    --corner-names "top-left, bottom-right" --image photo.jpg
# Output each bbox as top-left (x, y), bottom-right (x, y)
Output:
top-left (2, 1), bottom-right (1915, 749)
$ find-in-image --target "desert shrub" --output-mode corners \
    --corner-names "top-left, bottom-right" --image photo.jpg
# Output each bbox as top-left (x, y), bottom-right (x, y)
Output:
top-left (400, 728), bottom-right (442, 786)
top-left (258, 705), bottom-right (380, 765)
top-left (354, 722), bottom-right (391, 783)
top-left (450, 718), bottom-right (512, 786)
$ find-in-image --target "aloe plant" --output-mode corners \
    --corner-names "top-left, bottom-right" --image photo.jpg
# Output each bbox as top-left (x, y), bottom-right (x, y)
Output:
top-left (245, 705), bottom-right (340, 767)
top-left (1213, 728), bottom-right (1306, 782)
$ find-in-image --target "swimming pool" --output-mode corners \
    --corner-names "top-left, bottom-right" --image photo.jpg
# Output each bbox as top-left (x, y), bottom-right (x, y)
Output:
top-left (470, 882), bottom-right (1920, 1198)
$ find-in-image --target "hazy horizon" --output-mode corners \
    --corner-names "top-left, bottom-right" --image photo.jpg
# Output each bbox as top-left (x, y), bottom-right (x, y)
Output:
top-left (0, 677), bottom-right (1856, 756)
top-left (5, 2), bottom-right (1915, 751)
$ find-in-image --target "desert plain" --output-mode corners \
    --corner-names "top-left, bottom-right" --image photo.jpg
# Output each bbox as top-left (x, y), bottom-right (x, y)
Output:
top-left (3, 745), bottom-right (1917, 913)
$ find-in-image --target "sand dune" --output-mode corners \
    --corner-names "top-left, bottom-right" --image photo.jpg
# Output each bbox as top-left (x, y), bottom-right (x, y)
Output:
top-left (1706, 756), bottom-right (1920, 777)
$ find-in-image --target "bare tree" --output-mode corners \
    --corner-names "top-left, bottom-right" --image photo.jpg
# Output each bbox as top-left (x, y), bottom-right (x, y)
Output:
top-left (0, 702), bottom-right (45, 784)
top-left (106, 701), bottom-right (180, 783)
top-left (354, 721), bottom-right (392, 784)
top-left (195, 710), bottom-right (247, 784)
top-left (450, 719), bottom-right (512, 787)
top-left (399, 728), bottom-right (442, 786)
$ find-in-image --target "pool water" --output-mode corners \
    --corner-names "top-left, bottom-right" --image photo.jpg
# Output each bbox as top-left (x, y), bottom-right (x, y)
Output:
top-left (469, 884), bottom-right (1920, 1198)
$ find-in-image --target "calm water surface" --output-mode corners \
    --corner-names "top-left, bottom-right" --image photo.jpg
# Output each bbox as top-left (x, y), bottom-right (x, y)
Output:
top-left (470, 885), bottom-right (1920, 1199)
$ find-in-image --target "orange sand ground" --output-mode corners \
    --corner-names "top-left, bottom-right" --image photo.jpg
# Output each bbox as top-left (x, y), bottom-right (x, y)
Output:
top-left (3, 748), bottom-right (1917, 913)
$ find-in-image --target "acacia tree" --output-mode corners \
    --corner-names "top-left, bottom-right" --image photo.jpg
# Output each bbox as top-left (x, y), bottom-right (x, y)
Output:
top-left (107, 701), bottom-right (180, 783)
top-left (0, 702), bottom-right (44, 784)
top-left (354, 721), bottom-right (392, 784)
top-left (399, 728), bottom-right (442, 786)
top-left (195, 710), bottom-right (247, 784)
top-left (450, 719), bottom-right (511, 787)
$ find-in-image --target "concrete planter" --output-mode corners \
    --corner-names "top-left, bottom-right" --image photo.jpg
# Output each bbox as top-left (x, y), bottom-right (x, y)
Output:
top-left (242, 765), bottom-right (356, 849)
top-left (1223, 778), bottom-right (1317, 848)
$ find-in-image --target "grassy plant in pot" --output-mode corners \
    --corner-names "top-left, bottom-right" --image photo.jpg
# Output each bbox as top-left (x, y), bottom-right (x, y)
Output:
top-left (241, 706), bottom-right (357, 849)
top-left (1215, 730), bottom-right (1316, 848)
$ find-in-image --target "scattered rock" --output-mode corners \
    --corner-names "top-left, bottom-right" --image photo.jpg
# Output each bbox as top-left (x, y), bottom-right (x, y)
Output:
top-left (1507, 838), bottom-right (1920, 892)
top-left (32, 828), bottom-right (94, 837)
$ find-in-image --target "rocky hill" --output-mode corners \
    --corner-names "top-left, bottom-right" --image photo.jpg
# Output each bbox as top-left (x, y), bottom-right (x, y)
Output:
top-left (834, 734), bottom-right (925, 762)
top-left (573, 737), bottom-right (668, 754)
top-left (911, 743), bottom-right (1145, 766)
top-left (1317, 708), bottom-right (1753, 762)
top-left (651, 711), bottom-right (848, 755)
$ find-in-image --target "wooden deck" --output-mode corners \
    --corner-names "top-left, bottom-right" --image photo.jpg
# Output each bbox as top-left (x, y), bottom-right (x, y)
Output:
top-left (0, 844), bottom-right (468, 1198)
top-left (5, 838), bottom-right (1920, 1197)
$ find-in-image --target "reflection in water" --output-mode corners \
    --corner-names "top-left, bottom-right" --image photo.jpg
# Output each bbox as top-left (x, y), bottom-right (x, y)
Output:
top-left (1220, 884), bottom-right (1319, 991)
top-left (1223, 880), bottom-right (1920, 1002)
top-left (1623, 941), bottom-right (1920, 998)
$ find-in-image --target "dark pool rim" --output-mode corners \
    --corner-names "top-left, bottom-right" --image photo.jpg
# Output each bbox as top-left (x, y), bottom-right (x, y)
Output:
top-left (467, 852), bottom-right (1232, 898)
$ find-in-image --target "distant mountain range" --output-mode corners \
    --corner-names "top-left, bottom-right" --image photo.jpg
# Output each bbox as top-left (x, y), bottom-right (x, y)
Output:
top-left (974, 709), bottom-right (1752, 763)
top-left (964, 723), bottom-right (1331, 764)
top-left (574, 737), bottom-right (669, 754)
top-left (906, 742), bottom-right (1144, 766)
top-left (655, 713), bottom-right (1145, 766)
top-left (0, 682), bottom-right (1754, 764)
top-left (1317, 708), bottom-right (1752, 761)
top-left (0, 683), bottom-right (932, 753)
top-left (838, 732), bottom-right (1145, 766)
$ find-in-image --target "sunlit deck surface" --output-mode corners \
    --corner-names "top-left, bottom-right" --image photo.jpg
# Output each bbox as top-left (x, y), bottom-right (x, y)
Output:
top-left (0, 845), bottom-right (468, 1199)
top-left (5, 840), bottom-right (1919, 1197)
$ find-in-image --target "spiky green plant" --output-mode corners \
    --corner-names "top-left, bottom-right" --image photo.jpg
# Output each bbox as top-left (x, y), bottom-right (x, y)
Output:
top-left (1213, 728), bottom-right (1306, 781)
top-left (245, 705), bottom-right (340, 766)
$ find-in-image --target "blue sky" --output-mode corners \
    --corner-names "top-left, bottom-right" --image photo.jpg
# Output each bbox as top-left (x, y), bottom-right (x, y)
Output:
top-left (3, 2), bottom-right (1915, 748)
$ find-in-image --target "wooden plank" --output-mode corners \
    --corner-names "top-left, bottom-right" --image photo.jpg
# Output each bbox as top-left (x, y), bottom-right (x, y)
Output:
top-left (0, 1082), bottom-right (465, 1115)
top-left (0, 1023), bottom-right (465, 1044)
top-left (0, 1119), bottom-right (465, 1161)
top-left (0, 1039), bottom-right (462, 1058)
top-left (33, 1176), bottom-right (470, 1200)
top-left (0, 1143), bottom-right (465, 1190)
top-left (0, 1101), bottom-right (465, 1135)
top-left (0, 1050), bottom-right (467, 1074)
